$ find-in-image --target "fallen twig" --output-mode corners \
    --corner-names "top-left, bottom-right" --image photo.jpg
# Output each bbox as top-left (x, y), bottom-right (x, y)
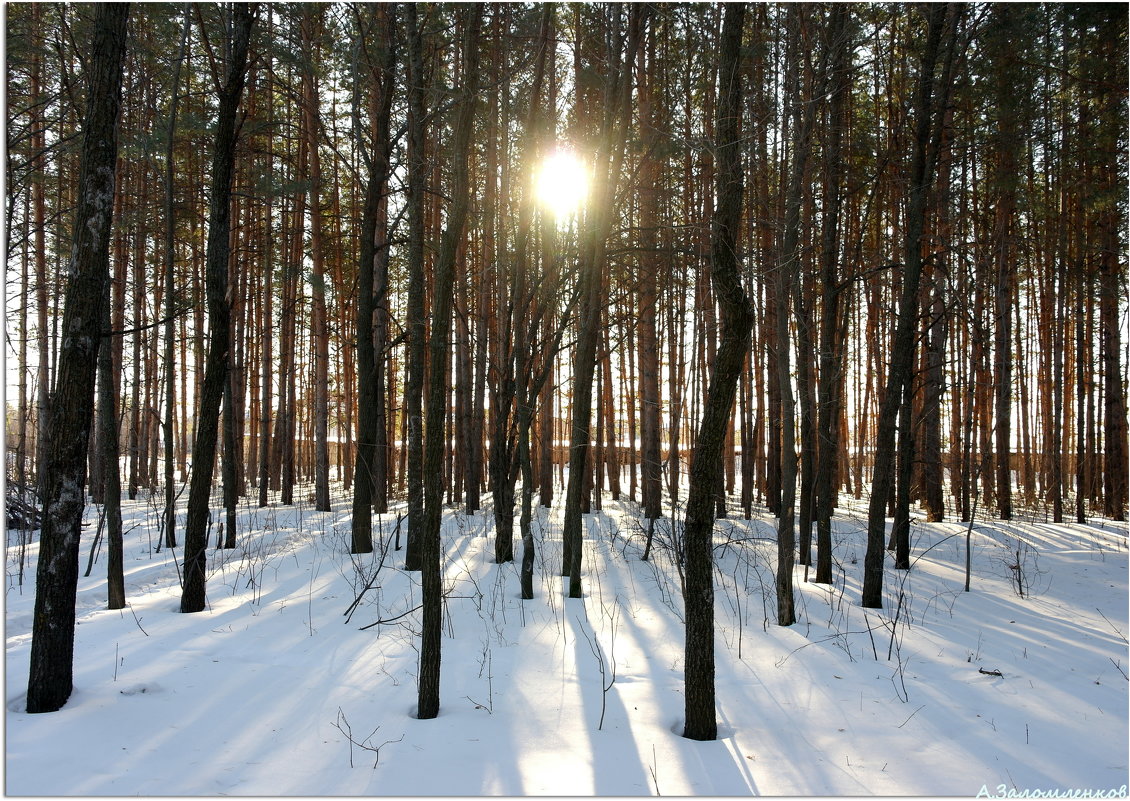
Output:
top-left (331, 708), bottom-right (403, 769)
top-left (897, 704), bottom-right (925, 729)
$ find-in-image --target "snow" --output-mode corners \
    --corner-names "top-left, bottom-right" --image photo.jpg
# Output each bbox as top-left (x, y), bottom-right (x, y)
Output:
top-left (4, 488), bottom-right (1128, 796)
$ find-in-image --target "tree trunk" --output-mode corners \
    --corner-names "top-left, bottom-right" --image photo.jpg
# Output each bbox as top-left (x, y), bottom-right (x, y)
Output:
top-left (301, 7), bottom-right (331, 513)
top-left (403, 4), bottom-right (427, 572)
top-left (1101, 224), bottom-right (1127, 522)
top-left (684, 3), bottom-right (749, 742)
top-left (562, 4), bottom-right (642, 599)
top-left (351, 5), bottom-right (396, 554)
top-left (163, 5), bottom-right (190, 545)
top-left (418, 6), bottom-right (481, 720)
top-left (27, 2), bottom-right (129, 714)
top-left (774, 3), bottom-right (821, 625)
top-left (99, 279), bottom-right (125, 609)
top-left (862, 3), bottom-right (958, 609)
top-left (814, 4), bottom-right (851, 584)
top-left (180, 4), bottom-right (255, 614)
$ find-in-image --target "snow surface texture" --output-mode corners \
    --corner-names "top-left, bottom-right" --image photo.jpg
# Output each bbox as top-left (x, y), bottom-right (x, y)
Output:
top-left (5, 489), bottom-right (1128, 796)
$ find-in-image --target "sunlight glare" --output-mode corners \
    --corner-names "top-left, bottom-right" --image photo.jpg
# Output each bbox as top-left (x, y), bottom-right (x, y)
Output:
top-left (535, 149), bottom-right (589, 219)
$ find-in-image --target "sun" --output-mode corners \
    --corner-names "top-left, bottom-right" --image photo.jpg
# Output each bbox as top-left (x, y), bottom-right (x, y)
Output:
top-left (534, 149), bottom-right (590, 219)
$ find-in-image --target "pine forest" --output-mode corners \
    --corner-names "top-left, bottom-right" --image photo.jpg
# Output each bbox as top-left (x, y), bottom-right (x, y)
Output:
top-left (5, 3), bottom-right (1128, 795)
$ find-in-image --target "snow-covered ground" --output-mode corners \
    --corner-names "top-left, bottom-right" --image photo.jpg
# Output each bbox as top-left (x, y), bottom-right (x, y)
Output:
top-left (5, 486), bottom-right (1128, 795)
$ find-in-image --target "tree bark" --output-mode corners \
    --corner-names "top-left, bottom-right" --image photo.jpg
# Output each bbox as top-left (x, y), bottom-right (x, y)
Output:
top-left (774, 4), bottom-right (820, 625)
top-left (637, 19), bottom-right (662, 522)
top-left (301, 7), bottom-right (331, 513)
top-left (684, 2), bottom-right (749, 742)
top-left (814, 4), bottom-right (851, 584)
top-left (562, 4), bottom-right (642, 598)
top-left (862, 3), bottom-right (958, 609)
top-left (163, 4), bottom-right (190, 546)
top-left (27, 2), bottom-right (129, 714)
top-left (418, 5), bottom-right (481, 720)
top-left (180, 4), bottom-right (255, 613)
top-left (351, 4), bottom-right (396, 554)
top-left (99, 266), bottom-right (125, 608)
top-left (403, 4), bottom-right (427, 572)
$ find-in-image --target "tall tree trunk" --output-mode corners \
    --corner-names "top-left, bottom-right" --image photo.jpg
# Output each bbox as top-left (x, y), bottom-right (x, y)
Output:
top-left (32, 2), bottom-right (52, 518)
top-left (1101, 225), bottom-right (1127, 522)
top-left (774, 4), bottom-right (821, 625)
top-left (180, 4), bottom-right (255, 614)
top-left (862, 3), bottom-right (958, 609)
top-left (302, 7), bottom-right (331, 513)
top-left (418, 5), bottom-right (481, 721)
top-left (562, 4), bottom-right (642, 599)
top-left (163, 5), bottom-right (190, 546)
top-left (637, 18), bottom-right (662, 522)
top-left (814, 4), bottom-right (851, 584)
top-left (351, 4), bottom-right (396, 553)
top-left (403, 4), bottom-right (427, 572)
top-left (684, 2), bottom-right (749, 742)
top-left (27, 2), bottom-right (129, 714)
top-left (989, 5), bottom-right (1019, 521)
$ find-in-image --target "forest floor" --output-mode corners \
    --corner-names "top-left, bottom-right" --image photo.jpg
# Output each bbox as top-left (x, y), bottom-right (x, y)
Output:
top-left (4, 485), bottom-right (1128, 795)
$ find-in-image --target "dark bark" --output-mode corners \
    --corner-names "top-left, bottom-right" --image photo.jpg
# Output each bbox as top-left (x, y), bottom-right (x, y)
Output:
top-left (351, 5), bottom-right (396, 554)
top-left (257, 19), bottom-right (276, 509)
top-left (814, 5), bottom-right (851, 584)
top-left (989, 5), bottom-right (1019, 521)
top-left (403, 4), bottom-right (426, 572)
top-left (562, 4), bottom-right (642, 599)
top-left (890, 376), bottom-right (915, 570)
top-left (684, 2), bottom-right (749, 743)
top-left (180, 4), bottom-right (255, 614)
top-left (919, 262), bottom-right (947, 522)
top-left (862, 3), bottom-right (959, 609)
top-left (27, 2), bottom-right (129, 714)
top-left (222, 374), bottom-right (238, 548)
top-left (163, 4), bottom-right (190, 549)
top-left (99, 279), bottom-right (125, 609)
top-left (495, 3), bottom-right (554, 592)
top-left (774, 4), bottom-right (820, 625)
top-left (418, 5), bottom-right (481, 721)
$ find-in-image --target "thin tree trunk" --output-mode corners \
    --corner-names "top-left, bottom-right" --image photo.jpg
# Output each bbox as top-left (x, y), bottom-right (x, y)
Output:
top-left (862, 3), bottom-right (958, 609)
top-left (351, 4), bottom-right (396, 553)
top-left (32, 2), bottom-right (52, 517)
top-left (562, 4), bottom-right (642, 598)
top-left (774, 4), bottom-right (821, 625)
top-left (99, 279), bottom-right (125, 608)
top-left (301, 7), bottom-right (331, 513)
top-left (162, 5), bottom-right (189, 549)
top-left (180, 4), bottom-right (255, 614)
top-left (814, 4), bottom-right (851, 584)
top-left (1101, 226), bottom-right (1127, 521)
top-left (418, 5), bottom-right (481, 721)
top-left (403, 4), bottom-right (426, 572)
